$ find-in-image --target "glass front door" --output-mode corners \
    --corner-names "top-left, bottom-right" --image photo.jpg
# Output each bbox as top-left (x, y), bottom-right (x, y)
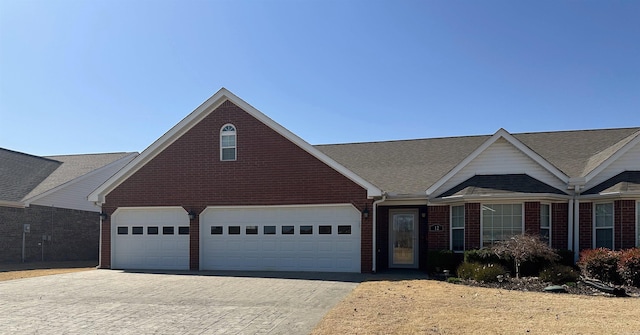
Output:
top-left (389, 210), bottom-right (418, 268)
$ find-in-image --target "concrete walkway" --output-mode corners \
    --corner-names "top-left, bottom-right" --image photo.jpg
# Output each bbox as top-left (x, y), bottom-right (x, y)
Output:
top-left (0, 270), bottom-right (364, 335)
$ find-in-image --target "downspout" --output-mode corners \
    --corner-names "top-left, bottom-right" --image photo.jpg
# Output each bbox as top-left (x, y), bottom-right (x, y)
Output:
top-left (372, 194), bottom-right (387, 273)
top-left (573, 186), bottom-right (582, 263)
top-left (568, 198), bottom-right (574, 255)
top-left (98, 205), bottom-right (103, 269)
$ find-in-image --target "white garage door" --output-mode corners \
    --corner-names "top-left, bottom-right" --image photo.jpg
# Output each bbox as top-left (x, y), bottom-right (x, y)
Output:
top-left (111, 207), bottom-right (190, 270)
top-left (200, 204), bottom-right (361, 272)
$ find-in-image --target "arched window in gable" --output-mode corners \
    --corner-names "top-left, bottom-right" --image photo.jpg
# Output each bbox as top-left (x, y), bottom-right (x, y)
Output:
top-left (220, 124), bottom-right (236, 161)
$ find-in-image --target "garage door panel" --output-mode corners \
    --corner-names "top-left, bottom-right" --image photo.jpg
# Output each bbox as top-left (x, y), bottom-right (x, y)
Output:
top-left (201, 205), bottom-right (361, 272)
top-left (112, 208), bottom-right (189, 270)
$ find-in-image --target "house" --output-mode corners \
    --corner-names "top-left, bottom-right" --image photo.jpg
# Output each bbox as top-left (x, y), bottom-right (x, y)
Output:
top-left (0, 148), bottom-right (137, 263)
top-left (89, 88), bottom-right (640, 273)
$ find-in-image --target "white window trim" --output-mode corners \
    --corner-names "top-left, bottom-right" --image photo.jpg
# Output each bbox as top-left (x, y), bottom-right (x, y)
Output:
top-left (593, 202), bottom-right (614, 250)
top-left (480, 203), bottom-right (524, 248)
top-left (450, 204), bottom-right (465, 252)
top-left (220, 123), bottom-right (237, 161)
top-left (540, 203), bottom-right (552, 247)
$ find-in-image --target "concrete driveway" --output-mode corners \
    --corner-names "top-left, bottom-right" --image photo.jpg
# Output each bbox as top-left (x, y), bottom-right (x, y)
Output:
top-left (0, 270), bottom-right (362, 334)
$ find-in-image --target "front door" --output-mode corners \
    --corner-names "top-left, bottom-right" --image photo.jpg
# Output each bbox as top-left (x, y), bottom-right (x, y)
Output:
top-left (389, 210), bottom-right (418, 268)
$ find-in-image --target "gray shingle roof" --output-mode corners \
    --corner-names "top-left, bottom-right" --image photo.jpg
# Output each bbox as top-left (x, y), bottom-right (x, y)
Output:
top-left (1, 148), bottom-right (136, 203)
top-left (582, 171), bottom-right (640, 195)
top-left (23, 152), bottom-right (135, 200)
top-left (316, 127), bottom-right (640, 195)
top-left (0, 148), bottom-right (61, 202)
top-left (437, 174), bottom-right (567, 198)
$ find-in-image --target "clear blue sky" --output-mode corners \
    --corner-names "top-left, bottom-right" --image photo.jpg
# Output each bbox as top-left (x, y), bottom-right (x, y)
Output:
top-left (1, 1), bottom-right (639, 156)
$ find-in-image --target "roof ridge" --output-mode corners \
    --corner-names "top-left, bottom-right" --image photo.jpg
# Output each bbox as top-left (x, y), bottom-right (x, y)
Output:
top-left (0, 147), bottom-right (61, 163)
top-left (511, 126), bottom-right (640, 136)
top-left (314, 127), bottom-right (640, 147)
top-left (314, 134), bottom-right (491, 147)
top-left (44, 151), bottom-right (137, 158)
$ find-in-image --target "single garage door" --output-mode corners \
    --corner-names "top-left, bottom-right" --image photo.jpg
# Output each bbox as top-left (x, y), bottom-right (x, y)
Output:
top-left (111, 207), bottom-right (190, 270)
top-left (200, 204), bottom-right (361, 272)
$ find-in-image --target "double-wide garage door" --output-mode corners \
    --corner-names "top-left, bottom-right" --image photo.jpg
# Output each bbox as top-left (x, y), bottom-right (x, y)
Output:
top-left (111, 204), bottom-right (361, 272)
top-left (200, 205), bottom-right (361, 272)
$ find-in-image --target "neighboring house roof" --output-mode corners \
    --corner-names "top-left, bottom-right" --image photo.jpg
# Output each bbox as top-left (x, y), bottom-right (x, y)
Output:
top-left (437, 174), bottom-right (568, 198)
top-left (24, 152), bottom-right (134, 200)
top-left (316, 127), bottom-right (640, 196)
top-left (0, 148), bottom-right (137, 207)
top-left (582, 171), bottom-right (640, 195)
top-left (0, 148), bottom-right (61, 202)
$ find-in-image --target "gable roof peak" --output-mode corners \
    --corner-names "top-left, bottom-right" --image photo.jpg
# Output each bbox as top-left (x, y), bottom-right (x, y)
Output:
top-left (88, 88), bottom-right (382, 203)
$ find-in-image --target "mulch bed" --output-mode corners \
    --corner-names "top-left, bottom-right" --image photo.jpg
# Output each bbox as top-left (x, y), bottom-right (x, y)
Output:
top-left (458, 276), bottom-right (640, 297)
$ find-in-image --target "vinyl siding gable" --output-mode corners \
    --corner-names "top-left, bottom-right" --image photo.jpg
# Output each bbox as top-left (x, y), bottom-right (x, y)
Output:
top-left (432, 138), bottom-right (566, 197)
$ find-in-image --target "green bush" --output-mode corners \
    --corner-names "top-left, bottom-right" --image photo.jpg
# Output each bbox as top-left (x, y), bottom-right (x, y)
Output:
top-left (577, 248), bottom-right (621, 284)
top-left (456, 262), bottom-right (477, 279)
top-left (464, 249), bottom-right (499, 264)
top-left (446, 277), bottom-right (462, 284)
top-left (474, 263), bottom-right (507, 282)
top-left (426, 250), bottom-right (462, 274)
top-left (618, 248), bottom-right (640, 287)
top-left (456, 262), bottom-right (506, 282)
top-left (539, 264), bottom-right (580, 284)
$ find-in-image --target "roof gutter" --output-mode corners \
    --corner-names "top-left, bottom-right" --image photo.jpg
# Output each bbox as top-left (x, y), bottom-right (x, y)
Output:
top-left (0, 200), bottom-right (25, 208)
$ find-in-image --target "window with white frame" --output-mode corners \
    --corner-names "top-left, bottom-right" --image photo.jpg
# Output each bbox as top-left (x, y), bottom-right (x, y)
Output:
top-left (540, 204), bottom-right (551, 246)
top-left (220, 124), bottom-right (236, 161)
top-left (594, 202), bottom-right (614, 249)
top-left (451, 205), bottom-right (465, 252)
top-left (482, 204), bottom-right (523, 248)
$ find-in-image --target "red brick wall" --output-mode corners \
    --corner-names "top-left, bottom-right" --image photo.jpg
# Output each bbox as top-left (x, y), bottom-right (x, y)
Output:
top-left (579, 202), bottom-right (593, 251)
top-left (614, 200), bottom-right (636, 249)
top-left (524, 202), bottom-right (540, 235)
top-left (102, 100), bottom-right (371, 271)
top-left (427, 205), bottom-right (449, 251)
top-left (552, 203), bottom-right (568, 250)
top-left (465, 203), bottom-right (481, 249)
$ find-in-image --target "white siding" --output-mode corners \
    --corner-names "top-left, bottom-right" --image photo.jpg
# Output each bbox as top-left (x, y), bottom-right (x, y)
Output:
top-left (433, 138), bottom-right (566, 197)
top-left (31, 156), bottom-right (135, 212)
top-left (585, 142), bottom-right (640, 191)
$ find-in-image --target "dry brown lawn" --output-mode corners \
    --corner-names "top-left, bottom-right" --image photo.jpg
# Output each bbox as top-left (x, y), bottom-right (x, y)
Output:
top-left (311, 279), bottom-right (640, 335)
top-left (0, 261), bottom-right (96, 281)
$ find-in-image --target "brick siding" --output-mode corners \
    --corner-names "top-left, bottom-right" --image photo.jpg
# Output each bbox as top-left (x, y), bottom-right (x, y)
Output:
top-left (102, 100), bottom-right (371, 271)
top-left (0, 205), bottom-right (98, 263)
top-left (465, 203), bottom-right (481, 249)
top-left (614, 200), bottom-right (636, 249)
top-left (579, 202), bottom-right (593, 251)
top-left (426, 205), bottom-right (449, 251)
top-left (551, 203), bottom-right (568, 249)
top-left (524, 202), bottom-right (540, 235)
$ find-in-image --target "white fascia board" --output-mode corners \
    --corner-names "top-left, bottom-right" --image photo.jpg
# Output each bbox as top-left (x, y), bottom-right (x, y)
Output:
top-left (425, 128), bottom-right (570, 197)
top-left (25, 153), bottom-right (138, 206)
top-left (89, 88), bottom-right (382, 204)
top-left (583, 133), bottom-right (640, 183)
top-left (579, 191), bottom-right (640, 201)
top-left (0, 200), bottom-right (26, 208)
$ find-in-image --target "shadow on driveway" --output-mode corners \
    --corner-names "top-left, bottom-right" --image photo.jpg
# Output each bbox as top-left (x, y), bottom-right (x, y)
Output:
top-left (120, 268), bottom-right (429, 283)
